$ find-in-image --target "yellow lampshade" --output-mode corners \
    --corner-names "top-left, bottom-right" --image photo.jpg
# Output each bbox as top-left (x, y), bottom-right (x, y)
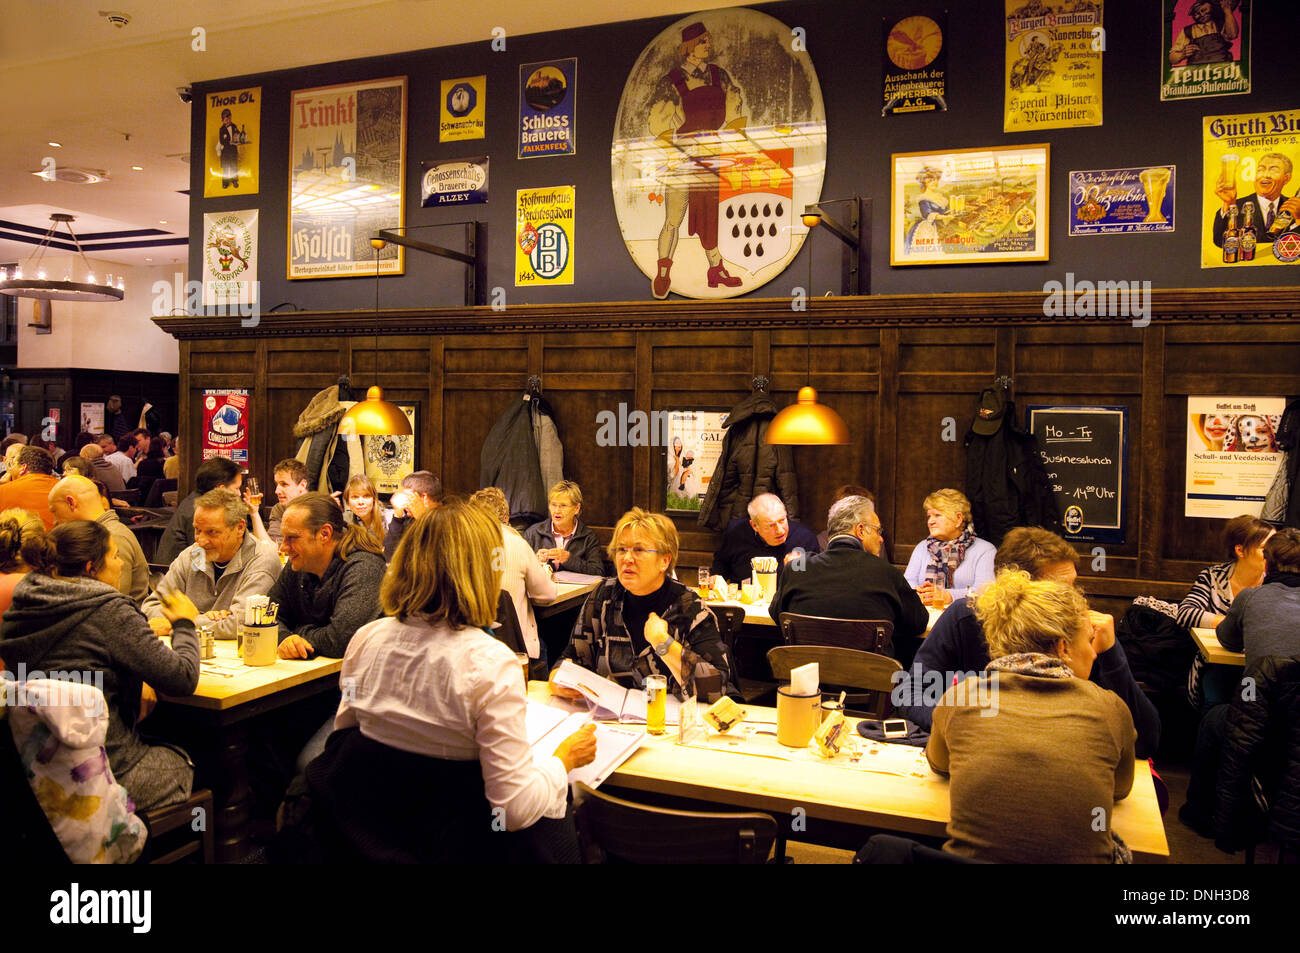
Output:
top-left (764, 386), bottom-right (849, 445)
top-left (340, 386), bottom-right (412, 436)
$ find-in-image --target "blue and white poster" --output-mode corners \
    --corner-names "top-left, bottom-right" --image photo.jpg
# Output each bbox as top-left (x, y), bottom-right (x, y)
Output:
top-left (519, 58), bottom-right (576, 158)
top-left (420, 156), bottom-right (489, 207)
top-left (1069, 166), bottom-right (1176, 236)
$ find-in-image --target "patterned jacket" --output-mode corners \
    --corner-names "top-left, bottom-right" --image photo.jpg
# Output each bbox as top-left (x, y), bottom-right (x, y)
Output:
top-left (563, 579), bottom-right (733, 702)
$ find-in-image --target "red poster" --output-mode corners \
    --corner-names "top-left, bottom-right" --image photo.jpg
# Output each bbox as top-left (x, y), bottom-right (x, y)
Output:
top-left (202, 389), bottom-right (249, 463)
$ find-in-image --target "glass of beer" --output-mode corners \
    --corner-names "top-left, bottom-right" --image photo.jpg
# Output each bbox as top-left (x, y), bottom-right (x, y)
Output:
top-left (645, 675), bottom-right (668, 735)
top-left (246, 477), bottom-right (262, 508)
top-left (697, 566), bottom-right (711, 599)
top-left (1139, 167), bottom-right (1171, 224)
top-left (1218, 154), bottom-right (1240, 190)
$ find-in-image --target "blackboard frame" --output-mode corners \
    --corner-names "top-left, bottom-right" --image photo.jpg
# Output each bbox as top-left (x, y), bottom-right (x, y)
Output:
top-left (1027, 405), bottom-right (1129, 545)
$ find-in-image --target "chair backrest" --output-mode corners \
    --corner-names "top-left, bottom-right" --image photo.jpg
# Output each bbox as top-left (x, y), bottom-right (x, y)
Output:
top-left (145, 478), bottom-right (177, 508)
top-left (768, 644), bottom-right (903, 716)
top-left (573, 782), bottom-right (776, 864)
top-left (779, 612), bottom-right (893, 654)
top-left (711, 604), bottom-right (747, 656)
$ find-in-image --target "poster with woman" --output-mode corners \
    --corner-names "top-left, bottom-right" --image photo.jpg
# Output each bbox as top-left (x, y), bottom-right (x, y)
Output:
top-left (664, 409), bottom-right (728, 513)
top-left (611, 8), bottom-right (826, 300)
top-left (1185, 396), bottom-right (1283, 518)
top-left (204, 87), bottom-right (260, 197)
top-left (891, 144), bottom-right (1049, 265)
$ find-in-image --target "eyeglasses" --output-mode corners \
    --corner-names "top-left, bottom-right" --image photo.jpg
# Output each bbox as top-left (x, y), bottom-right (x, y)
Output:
top-left (614, 546), bottom-right (662, 558)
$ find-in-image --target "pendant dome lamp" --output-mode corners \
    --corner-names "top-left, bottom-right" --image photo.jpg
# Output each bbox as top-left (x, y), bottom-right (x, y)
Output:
top-left (340, 238), bottom-right (412, 437)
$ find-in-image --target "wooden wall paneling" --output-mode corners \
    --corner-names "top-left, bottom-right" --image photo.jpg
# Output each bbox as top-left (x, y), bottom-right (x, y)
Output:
top-left (253, 340), bottom-right (268, 491)
top-left (876, 327), bottom-right (900, 553)
top-left (427, 336), bottom-right (443, 476)
top-left (1139, 327), bottom-right (1167, 582)
top-left (633, 332), bottom-right (652, 510)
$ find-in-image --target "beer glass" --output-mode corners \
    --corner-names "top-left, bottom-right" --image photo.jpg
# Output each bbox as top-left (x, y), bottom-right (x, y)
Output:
top-left (1218, 154), bottom-right (1240, 190)
top-left (1139, 167), bottom-right (1171, 224)
top-left (645, 675), bottom-right (668, 735)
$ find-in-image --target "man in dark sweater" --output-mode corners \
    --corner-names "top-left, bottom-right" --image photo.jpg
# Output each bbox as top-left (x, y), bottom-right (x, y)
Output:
top-left (768, 495), bottom-right (927, 660)
top-left (155, 456), bottom-right (243, 564)
top-left (894, 526), bottom-right (1161, 759)
top-left (710, 492), bottom-right (819, 585)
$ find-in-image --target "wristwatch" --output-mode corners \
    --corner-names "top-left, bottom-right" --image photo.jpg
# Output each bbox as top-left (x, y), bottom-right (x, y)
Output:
top-left (653, 636), bottom-right (676, 657)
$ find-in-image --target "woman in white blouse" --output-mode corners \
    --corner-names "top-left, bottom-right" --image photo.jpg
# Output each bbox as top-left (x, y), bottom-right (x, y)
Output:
top-left (335, 497), bottom-right (595, 832)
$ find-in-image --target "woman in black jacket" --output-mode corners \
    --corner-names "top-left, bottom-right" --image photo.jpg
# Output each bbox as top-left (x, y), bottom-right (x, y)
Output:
top-left (0, 521), bottom-right (201, 810)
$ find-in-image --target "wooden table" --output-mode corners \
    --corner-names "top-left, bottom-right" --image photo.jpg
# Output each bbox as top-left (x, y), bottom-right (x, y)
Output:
top-left (1191, 627), bottom-right (1246, 667)
top-left (528, 683), bottom-right (1169, 862)
top-left (532, 579), bottom-right (600, 619)
top-left (707, 599), bottom-right (944, 634)
top-left (154, 639), bottom-right (343, 861)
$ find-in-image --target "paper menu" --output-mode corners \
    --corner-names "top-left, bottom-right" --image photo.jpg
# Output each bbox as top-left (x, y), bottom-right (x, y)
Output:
top-left (525, 700), bottom-right (644, 789)
top-left (551, 659), bottom-right (682, 725)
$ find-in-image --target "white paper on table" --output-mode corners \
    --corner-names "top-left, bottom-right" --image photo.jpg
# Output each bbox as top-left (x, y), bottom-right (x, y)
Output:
top-left (789, 661), bottom-right (818, 695)
top-left (551, 659), bottom-right (682, 724)
top-left (525, 701), bottom-right (644, 789)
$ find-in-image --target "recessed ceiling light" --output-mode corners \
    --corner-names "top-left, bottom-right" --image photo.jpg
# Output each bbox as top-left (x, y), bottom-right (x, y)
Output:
top-left (158, 220), bottom-right (167, 225)
top-left (48, 141), bottom-right (62, 148)
top-left (145, 257), bottom-right (153, 262)
top-left (131, 165), bottom-right (143, 171)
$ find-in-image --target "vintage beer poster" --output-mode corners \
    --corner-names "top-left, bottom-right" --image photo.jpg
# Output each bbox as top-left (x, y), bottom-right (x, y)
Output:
top-left (1161, 0), bottom-right (1250, 101)
top-left (421, 157), bottom-right (488, 207)
top-left (891, 144), bottom-right (1049, 265)
top-left (440, 75), bottom-right (486, 142)
top-left (664, 409), bottom-right (728, 513)
top-left (337, 403), bottom-right (416, 493)
top-left (288, 77), bottom-right (406, 279)
top-left (202, 210), bottom-right (258, 306)
top-left (1201, 109), bottom-right (1300, 269)
top-left (1003, 1), bottom-right (1102, 132)
top-left (882, 13), bottom-right (947, 116)
top-left (203, 87), bottom-right (260, 197)
top-left (1069, 167), bottom-right (1175, 235)
top-left (611, 8), bottom-right (827, 300)
top-left (515, 186), bottom-right (575, 286)
top-left (202, 390), bottom-right (250, 464)
top-left (1186, 396), bottom-right (1284, 518)
top-left (519, 59), bottom-right (576, 158)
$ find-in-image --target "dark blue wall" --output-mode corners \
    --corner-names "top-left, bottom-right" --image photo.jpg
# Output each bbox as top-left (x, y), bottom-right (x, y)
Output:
top-left (189, 0), bottom-right (1296, 312)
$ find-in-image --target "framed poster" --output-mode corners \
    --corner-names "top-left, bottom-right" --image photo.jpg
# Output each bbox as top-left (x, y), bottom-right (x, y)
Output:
top-left (202, 390), bottom-right (249, 464)
top-left (440, 75), bottom-right (486, 142)
top-left (203, 86), bottom-right (260, 197)
top-left (891, 144), bottom-right (1049, 265)
top-left (1003, 1), bottom-right (1102, 132)
top-left (882, 13), bottom-right (947, 116)
top-left (1161, 0), bottom-right (1250, 101)
top-left (202, 209), bottom-right (258, 306)
top-left (1027, 405), bottom-right (1128, 544)
top-left (662, 408), bottom-right (729, 514)
top-left (1186, 396), bottom-right (1284, 518)
top-left (515, 186), bottom-right (575, 286)
top-left (337, 401), bottom-right (417, 493)
top-left (1069, 166), bottom-right (1176, 235)
top-left (519, 58), bottom-right (576, 158)
top-left (80, 402), bottom-right (104, 434)
top-left (288, 76), bottom-right (406, 279)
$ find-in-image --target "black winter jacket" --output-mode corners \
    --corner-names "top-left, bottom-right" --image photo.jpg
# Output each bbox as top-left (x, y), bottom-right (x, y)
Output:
top-left (964, 399), bottom-right (1057, 546)
top-left (1215, 655), bottom-right (1300, 853)
top-left (697, 391), bottom-right (798, 531)
top-left (481, 396), bottom-right (560, 527)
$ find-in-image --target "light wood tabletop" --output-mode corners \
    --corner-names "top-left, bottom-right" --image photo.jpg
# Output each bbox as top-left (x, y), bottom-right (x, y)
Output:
top-left (1191, 627), bottom-right (1246, 667)
top-left (527, 682), bottom-right (1169, 861)
top-left (707, 599), bottom-right (944, 635)
top-left (157, 636), bottom-right (342, 711)
top-left (531, 579), bottom-right (601, 619)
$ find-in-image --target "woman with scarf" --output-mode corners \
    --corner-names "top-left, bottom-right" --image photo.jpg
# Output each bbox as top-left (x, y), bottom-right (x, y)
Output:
top-left (904, 488), bottom-right (995, 608)
top-left (926, 569), bottom-right (1136, 863)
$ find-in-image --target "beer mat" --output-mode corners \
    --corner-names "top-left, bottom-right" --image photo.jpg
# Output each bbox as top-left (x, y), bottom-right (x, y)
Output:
top-left (199, 658), bottom-right (249, 678)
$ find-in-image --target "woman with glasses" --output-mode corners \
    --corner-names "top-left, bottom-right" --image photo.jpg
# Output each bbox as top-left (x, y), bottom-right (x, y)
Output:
top-left (550, 507), bottom-right (733, 702)
top-left (524, 480), bottom-right (610, 576)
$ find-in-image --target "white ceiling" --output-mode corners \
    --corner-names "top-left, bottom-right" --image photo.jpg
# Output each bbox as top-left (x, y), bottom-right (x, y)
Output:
top-left (0, 0), bottom-right (750, 270)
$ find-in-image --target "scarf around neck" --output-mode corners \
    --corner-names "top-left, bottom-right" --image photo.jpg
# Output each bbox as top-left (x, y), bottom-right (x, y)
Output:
top-left (986, 652), bottom-right (1075, 679)
top-left (925, 524), bottom-right (976, 588)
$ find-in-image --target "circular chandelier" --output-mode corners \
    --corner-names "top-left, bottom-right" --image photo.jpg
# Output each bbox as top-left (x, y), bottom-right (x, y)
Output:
top-left (0, 213), bottom-right (125, 302)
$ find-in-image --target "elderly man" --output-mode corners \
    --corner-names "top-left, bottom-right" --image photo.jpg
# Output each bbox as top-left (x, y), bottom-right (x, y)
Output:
top-left (0, 446), bottom-right (60, 530)
top-left (141, 488), bottom-right (281, 641)
top-left (767, 495), bottom-right (927, 660)
top-left (47, 474), bottom-right (150, 602)
top-left (79, 443), bottom-right (127, 494)
top-left (710, 492), bottom-right (819, 586)
top-left (155, 456), bottom-right (243, 564)
top-left (251, 458), bottom-right (311, 545)
top-left (382, 469), bottom-right (444, 560)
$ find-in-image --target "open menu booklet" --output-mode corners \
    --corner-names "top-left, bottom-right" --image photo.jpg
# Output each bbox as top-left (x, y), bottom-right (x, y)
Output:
top-left (549, 659), bottom-right (682, 725)
top-left (525, 702), bottom-right (643, 789)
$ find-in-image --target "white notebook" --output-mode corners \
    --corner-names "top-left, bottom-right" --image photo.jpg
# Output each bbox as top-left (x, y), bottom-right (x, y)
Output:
top-left (525, 701), bottom-right (644, 789)
top-left (551, 659), bottom-right (681, 725)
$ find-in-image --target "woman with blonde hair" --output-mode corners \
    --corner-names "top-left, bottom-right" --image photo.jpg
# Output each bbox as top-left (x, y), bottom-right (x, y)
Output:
top-left (314, 498), bottom-right (596, 860)
top-left (551, 507), bottom-right (732, 702)
top-left (926, 569), bottom-right (1136, 863)
top-left (904, 488), bottom-right (996, 607)
top-left (341, 474), bottom-right (390, 546)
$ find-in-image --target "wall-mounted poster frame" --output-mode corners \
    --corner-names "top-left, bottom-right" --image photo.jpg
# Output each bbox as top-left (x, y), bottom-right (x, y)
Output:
top-left (288, 76), bottom-right (407, 279)
top-left (339, 400), bottom-right (418, 494)
top-left (660, 407), bottom-right (729, 514)
top-left (891, 143), bottom-right (1049, 266)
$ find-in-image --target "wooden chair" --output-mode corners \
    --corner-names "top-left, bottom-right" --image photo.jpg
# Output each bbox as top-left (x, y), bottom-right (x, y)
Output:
top-left (778, 612), bottom-right (893, 654)
top-left (139, 789), bottom-right (216, 864)
top-left (768, 644), bottom-right (903, 718)
top-left (573, 782), bottom-right (776, 864)
top-left (710, 603), bottom-right (773, 704)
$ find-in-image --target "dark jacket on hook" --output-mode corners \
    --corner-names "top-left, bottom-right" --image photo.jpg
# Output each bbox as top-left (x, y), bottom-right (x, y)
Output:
top-left (697, 390), bottom-right (799, 531)
top-left (481, 395), bottom-right (563, 527)
top-left (963, 396), bottom-right (1057, 546)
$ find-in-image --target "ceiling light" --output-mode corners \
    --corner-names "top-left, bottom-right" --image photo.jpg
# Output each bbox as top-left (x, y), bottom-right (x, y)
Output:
top-left (158, 220), bottom-right (167, 224)
top-left (0, 213), bottom-right (125, 302)
top-left (131, 165), bottom-right (143, 171)
top-left (48, 141), bottom-right (62, 148)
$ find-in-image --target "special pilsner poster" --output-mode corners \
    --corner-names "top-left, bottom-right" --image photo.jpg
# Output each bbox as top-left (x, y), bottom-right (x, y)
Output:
top-left (288, 77), bottom-right (407, 279)
top-left (203, 86), bottom-right (260, 197)
top-left (201, 209), bottom-right (258, 307)
top-left (1185, 396), bottom-right (1283, 518)
top-left (882, 13), bottom-right (947, 116)
top-left (515, 186), bottom-right (575, 286)
top-left (1003, 1), bottom-right (1102, 133)
top-left (611, 8), bottom-right (827, 300)
top-left (1201, 109), bottom-right (1300, 269)
top-left (1161, 0), bottom-right (1250, 101)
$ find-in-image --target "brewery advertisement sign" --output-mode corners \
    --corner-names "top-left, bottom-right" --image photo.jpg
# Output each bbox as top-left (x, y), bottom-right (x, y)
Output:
top-left (202, 209), bottom-right (259, 305)
top-left (882, 13), bottom-right (947, 116)
top-left (1185, 396), bottom-right (1284, 518)
top-left (519, 59), bottom-right (576, 158)
top-left (440, 75), bottom-right (486, 142)
top-left (663, 409), bottom-right (729, 514)
top-left (288, 77), bottom-right (407, 279)
top-left (1201, 109), bottom-right (1300, 269)
top-left (203, 86), bottom-right (260, 197)
top-left (515, 186), bottom-right (575, 286)
top-left (1068, 166), bottom-right (1175, 235)
top-left (420, 157), bottom-right (488, 207)
top-left (1161, 0), bottom-right (1250, 101)
top-left (202, 389), bottom-right (250, 464)
top-left (1003, 1), bottom-right (1103, 133)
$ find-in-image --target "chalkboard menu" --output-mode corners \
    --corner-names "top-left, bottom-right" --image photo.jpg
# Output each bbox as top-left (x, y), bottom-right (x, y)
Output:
top-left (1027, 406), bottom-right (1128, 544)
